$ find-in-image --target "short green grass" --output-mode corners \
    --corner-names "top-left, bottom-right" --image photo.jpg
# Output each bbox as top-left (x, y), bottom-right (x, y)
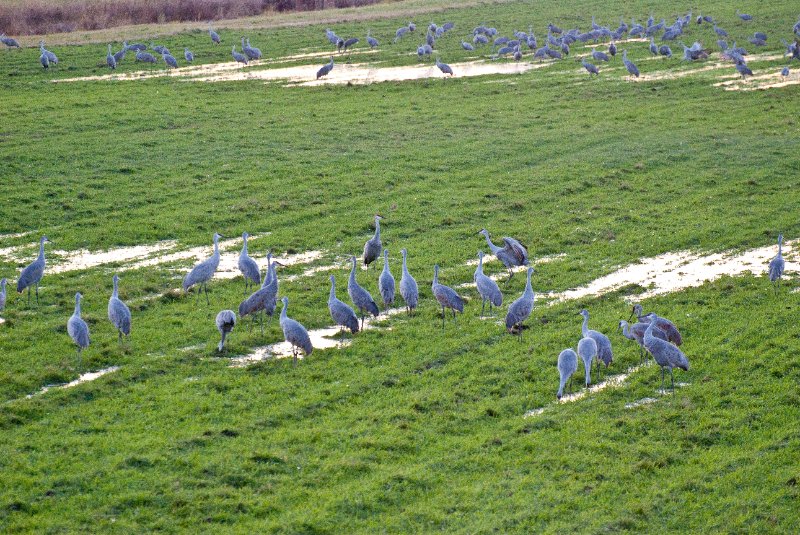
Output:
top-left (1, 0), bottom-right (799, 532)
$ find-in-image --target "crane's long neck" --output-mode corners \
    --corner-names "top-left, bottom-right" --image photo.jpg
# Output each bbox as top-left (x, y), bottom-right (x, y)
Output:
top-left (401, 253), bottom-right (408, 275)
top-left (374, 219), bottom-right (381, 240)
top-left (281, 302), bottom-right (288, 320)
top-left (329, 279), bottom-right (336, 301)
top-left (621, 322), bottom-right (630, 339)
top-left (477, 253), bottom-right (484, 275)
top-left (383, 251), bottom-right (389, 270)
top-left (242, 235), bottom-right (248, 255)
top-left (112, 278), bottom-right (119, 298)
top-left (482, 232), bottom-right (497, 253)
top-left (524, 269), bottom-right (533, 296)
top-left (350, 259), bottom-right (357, 282)
top-left (581, 314), bottom-right (589, 337)
top-left (38, 238), bottom-right (46, 260)
top-left (778, 236), bottom-right (783, 255)
top-left (433, 266), bottom-right (439, 285)
top-left (74, 295), bottom-right (82, 316)
top-left (213, 236), bottom-right (219, 256)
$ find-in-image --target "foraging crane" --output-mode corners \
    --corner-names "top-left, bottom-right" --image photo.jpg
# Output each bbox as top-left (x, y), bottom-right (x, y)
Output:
top-left (17, 236), bottom-right (50, 305)
top-left (363, 215), bottom-right (383, 268)
top-left (328, 275), bottom-right (359, 334)
top-left (399, 248), bottom-right (418, 315)
top-left (215, 310), bottom-right (236, 352)
top-left (238, 232), bottom-right (260, 294)
top-left (232, 46), bottom-right (248, 65)
top-left (348, 256), bottom-right (379, 328)
top-left (182, 233), bottom-right (221, 304)
top-left (629, 304), bottom-right (683, 345)
top-left (436, 58), bottom-right (454, 76)
top-left (505, 267), bottom-right (534, 336)
top-left (618, 319), bottom-right (666, 362)
top-left (317, 57), bottom-right (334, 79)
top-left (378, 249), bottom-right (395, 308)
top-left (643, 314), bottom-right (689, 393)
top-left (108, 274), bottom-right (131, 342)
top-left (478, 229), bottom-right (528, 281)
top-left (622, 49), bottom-right (640, 78)
top-left (474, 251), bottom-right (502, 316)
top-left (579, 309), bottom-right (613, 380)
top-left (280, 297), bottom-right (312, 366)
top-left (556, 348), bottom-right (578, 399)
top-left (577, 337), bottom-right (598, 388)
top-left (432, 264), bottom-right (464, 329)
top-left (209, 23), bottom-right (221, 44)
top-left (769, 233), bottom-right (785, 288)
top-left (67, 292), bottom-right (90, 370)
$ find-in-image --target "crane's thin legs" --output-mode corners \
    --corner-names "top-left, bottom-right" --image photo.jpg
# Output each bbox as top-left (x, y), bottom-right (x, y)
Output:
top-left (259, 314), bottom-right (264, 335)
top-left (441, 305), bottom-right (445, 330)
top-left (204, 283), bottom-right (210, 305)
top-left (670, 368), bottom-right (675, 394)
top-left (480, 300), bottom-right (485, 318)
top-left (35, 284), bottom-right (40, 305)
top-left (660, 367), bottom-right (665, 394)
top-left (27, 286), bottom-right (31, 306)
top-left (76, 348), bottom-right (82, 373)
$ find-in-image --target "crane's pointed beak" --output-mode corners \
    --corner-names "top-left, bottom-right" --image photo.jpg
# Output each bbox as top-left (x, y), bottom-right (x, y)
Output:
top-left (627, 307), bottom-right (635, 322)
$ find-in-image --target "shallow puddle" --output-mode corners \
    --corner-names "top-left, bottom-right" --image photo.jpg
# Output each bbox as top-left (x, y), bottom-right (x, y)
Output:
top-left (26, 366), bottom-right (120, 398)
top-left (714, 71), bottom-right (800, 91)
top-left (231, 307), bottom-right (405, 366)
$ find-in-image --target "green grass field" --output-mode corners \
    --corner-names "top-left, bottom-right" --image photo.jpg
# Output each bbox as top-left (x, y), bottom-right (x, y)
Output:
top-left (1, 0), bottom-right (799, 532)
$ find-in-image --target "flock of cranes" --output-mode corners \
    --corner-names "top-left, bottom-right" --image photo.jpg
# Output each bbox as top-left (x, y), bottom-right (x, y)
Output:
top-left (0, 225), bottom-right (788, 397)
top-left (4, 10), bottom-right (798, 83)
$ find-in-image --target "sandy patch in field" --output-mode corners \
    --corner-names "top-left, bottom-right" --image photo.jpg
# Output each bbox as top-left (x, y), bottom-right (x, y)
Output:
top-left (231, 307), bottom-right (404, 366)
top-left (714, 70), bottom-right (800, 91)
top-left (625, 397), bottom-right (658, 409)
top-left (26, 366), bottom-right (120, 398)
top-left (545, 239), bottom-right (796, 303)
top-left (0, 232), bottom-right (33, 240)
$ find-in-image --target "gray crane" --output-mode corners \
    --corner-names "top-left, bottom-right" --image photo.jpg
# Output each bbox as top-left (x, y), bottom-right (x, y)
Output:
top-left (461, 40), bottom-right (475, 51)
top-left (622, 49), bottom-right (639, 78)
top-left (113, 42), bottom-right (128, 63)
top-left (209, 23), bottom-right (221, 44)
top-left (39, 41), bottom-right (58, 64)
top-left (378, 249), bottom-right (395, 309)
top-left (280, 296), bottom-right (312, 366)
top-left (618, 319), bottom-right (666, 362)
top-left (362, 215), bottom-right (383, 268)
top-left (432, 264), bottom-right (464, 329)
top-left (436, 58), bottom-right (454, 76)
top-left (325, 29), bottom-right (339, 45)
top-left (659, 45), bottom-right (673, 58)
top-left (713, 24), bottom-right (728, 37)
top-left (40, 51), bottom-right (49, 69)
top-left (581, 58), bottom-right (600, 75)
top-left (644, 314), bottom-right (689, 393)
top-left (782, 66), bottom-right (790, 80)
top-left (0, 278), bottom-right (6, 313)
top-left (317, 56), bottom-right (334, 79)
top-left (478, 229), bottom-right (529, 282)
top-left (127, 42), bottom-right (147, 51)
top-left (579, 309), bottom-right (613, 381)
top-left (629, 304), bottom-right (683, 345)
top-left (106, 44), bottom-right (116, 69)
top-left (150, 42), bottom-right (169, 55)
top-left (238, 255), bottom-right (283, 334)
top-left (577, 336), bottom-right (598, 388)
top-left (736, 11), bottom-right (753, 21)
top-left (328, 275), bottom-right (359, 334)
top-left (399, 248), bottom-right (418, 314)
top-left (232, 46), bottom-right (248, 65)
top-left (557, 348), bottom-right (578, 399)
top-left (0, 34), bottom-right (21, 48)
top-left (215, 310), bottom-right (236, 352)
top-left (735, 61), bottom-right (753, 79)
top-left (238, 231), bottom-right (260, 294)
top-left (592, 48), bottom-right (610, 62)
top-left (769, 233), bottom-right (785, 288)
top-left (649, 37), bottom-right (658, 55)
top-left (135, 49), bottom-right (157, 63)
top-left (67, 292), bottom-right (90, 371)
top-left (348, 255), bottom-right (379, 328)
top-left (183, 233), bottom-right (221, 304)
top-left (505, 267), bottom-right (534, 337)
top-left (366, 30), bottom-right (379, 48)
top-left (408, 22), bottom-right (416, 32)
top-left (162, 51), bottom-right (178, 69)
top-left (17, 236), bottom-right (50, 305)
top-left (184, 48), bottom-right (194, 62)
top-left (608, 42), bottom-right (617, 57)
top-left (246, 38), bottom-right (262, 59)
top-left (343, 37), bottom-right (359, 51)
top-left (474, 251), bottom-right (502, 316)
top-left (108, 274), bottom-right (131, 343)
top-left (395, 26), bottom-right (410, 42)
top-left (242, 37), bottom-right (259, 60)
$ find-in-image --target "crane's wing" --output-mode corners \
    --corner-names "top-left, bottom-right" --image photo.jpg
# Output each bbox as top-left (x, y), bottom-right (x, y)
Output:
top-left (502, 237), bottom-right (528, 264)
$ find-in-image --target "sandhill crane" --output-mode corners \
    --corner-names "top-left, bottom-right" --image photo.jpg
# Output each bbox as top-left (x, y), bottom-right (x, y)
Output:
top-left (769, 233), bottom-right (785, 289)
top-left (622, 49), bottom-right (639, 78)
top-left (630, 304), bottom-right (682, 345)
top-left (362, 215), bottom-right (383, 268)
top-left (0, 278), bottom-right (6, 313)
top-left (577, 337), bottom-right (598, 388)
top-left (618, 319), bottom-right (666, 362)
top-left (280, 297), bottom-right (312, 366)
top-left (432, 264), bottom-right (464, 329)
top-left (216, 310), bottom-right (236, 351)
top-left (328, 275), bottom-right (359, 334)
top-left (135, 50), bottom-right (157, 63)
top-left (436, 58), bottom-right (454, 76)
top-left (113, 42), bottom-right (128, 62)
top-left (366, 30), bottom-right (379, 48)
top-left (579, 309), bottom-right (613, 381)
top-left (478, 229), bottom-right (528, 282)
top-left (474, 251), bottom-right (502, 316)
top-left (184, 48), bottom-right (194, 62)
top-left (162, 51), bottom-right (178, 69)
top-left (209, 23), bottom-right (221, 44)
top-left (17, 236), bottom-right (50, 305)
top-left (505, 267), bottom-right (534, 337)
top-left (557, 348), bottom-right (578, 399)
top-left (182, 233), bottom-right (221, 304)
top-left (68, 292), bottom-right (90, 370)
top-left (378, 249), bottom-right (395, 308)
top-left (106, 44), bottom-right (116, 69)
top-left (108, 275), bottom-right (131, 342)
top-left (232, 46), bottom-right (248, 65)
top-left (238, 232), bottom-right (260, 293)
top-left (238, 257), bottom-right (283, 334)
top-left (581, 58), bottom-right (600, 75)
top-left (644, 314), bottom-right (689, 393)
top-left (399, 248), bottom-right (418, 314)
top-left (348, 256), bottom-right (379, 328)
top-left (317, 56), bottom-right (334, 79)
top-left (0, 34), bottom-right (20, 48)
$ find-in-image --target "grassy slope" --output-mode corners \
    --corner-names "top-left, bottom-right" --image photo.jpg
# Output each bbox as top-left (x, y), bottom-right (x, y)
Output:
top-left (1, 0), bottom-right (799, 531)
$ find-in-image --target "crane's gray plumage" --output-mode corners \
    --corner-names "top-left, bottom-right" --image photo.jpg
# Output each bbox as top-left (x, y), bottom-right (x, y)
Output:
top-left (557, 348), bottom-right (578, 399)
top-left (106, 44), bottom-right (116, 69)
top-left (479, 229), bottom-right (528, 281)
top-left (209, 23), bottom-right (221, 44)
top-left (395, 26), bottom-right (410, 42)
top-left (127, 42), bottom-right (146, 51)
top-left (40, 51), bottom-right (49, 69)
top-left (183, 233), bottom-right (221, 304)
top-left (343, 37), bottom-right (359, 51)
top-left (644, 314), bottom-right (689, 393)
top-left (432, 264), bottom-right (464, 329)
top-left (474, 251), bottom-right (502, 316)
top-left (162, 51), bottom-right (178, 69)
top-left (135, 50), bottom-right (157, 63)
top-left (435, 58), bottom-right (454, 76)
top-left (618, 319), bottom-right (666, 362)
top-left (737, 11), bottom-right (753, 21)
top-left (0, 278), bottom-right (7, 313)
top-left (592, 48), bottom-right (610, 62)
top-left (232, 46), bottom-right (248, 65)
top-left (68, 292), bottom-right (90, 370)
top-left (329, 275), bottom-right (359, 334)
top-left (579, 309), bottom-right (613, 379)
top-left (577, 337), bottom-right (598, 388)
top-left (113, 42), bottom-right (128, 62)
top-left (399, 248), bottom-right (418, 314)
top-left (769, 233), bottom-right (785, 285)
top-left (215, 309), bottom-right (236, 352)
top-left (238, 232), bottom-right (260, 293)
top-left (246, 38), bottom-right (262, 59)
top-left (280, 296), bottom-right (312, 366)
top-left (366, 31), bottom-right (379, 48)
top-left (108, 274), bottom-right (131, 342)
top-left (150, 42), bottom-right (169, 55)
top-left (17, 236), bottom-right (50, 305)
top-left (378, 249), bottom-right (395, 308)
top-left (362, 215), bottom-right (383, 267)
top-left (241, 37), bottom-right (258, 60)
top-left (0, 34), bottom-right (21, 48)
top-left (239, 254), bottom-right (281, 334)
top-left (505, 267), bottom-right (534, 336)
top-left (184, 48), bottom-right (194, 62)
top-left (317, 56), bottom-right (334, 79)
top-left (630, 304), bottom-right (682, 345)
top-left (581, 58), bottom-right (600, 75)
top-left (348, 256), bottom-right (380, 328)
top-left (622, 49), bottom-right (639, 78)
top-left (461, 40), bottom-right (475, 51)
top-left (40, 41), bottom-right (58, 65)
